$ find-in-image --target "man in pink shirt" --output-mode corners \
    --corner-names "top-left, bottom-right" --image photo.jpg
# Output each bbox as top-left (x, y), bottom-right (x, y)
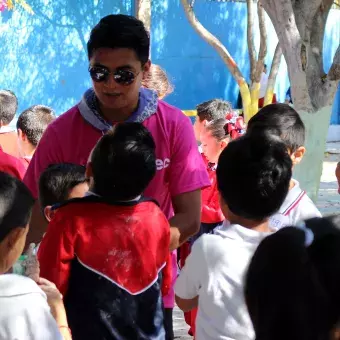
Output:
top-left (24, 14), bottom-right (209, 339)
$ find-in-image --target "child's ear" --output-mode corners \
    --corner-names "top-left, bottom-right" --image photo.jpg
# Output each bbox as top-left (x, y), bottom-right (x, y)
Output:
top-left (86, 162), bottom-right (93, 179)
top-left (6, 227), bottom-right (27, 249)
top-left (43, 206), bottom-right (55, 222)
top-left (17, 129), bottom-right (25, 141)
top-left (220, 138), bottom-right (229, 150)
top-left (291, 146), bottom-right (306, 166)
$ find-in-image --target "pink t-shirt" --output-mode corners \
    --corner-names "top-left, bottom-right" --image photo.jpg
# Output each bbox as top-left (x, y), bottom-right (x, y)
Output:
top-left (24, 99), bottom-right (210, 307)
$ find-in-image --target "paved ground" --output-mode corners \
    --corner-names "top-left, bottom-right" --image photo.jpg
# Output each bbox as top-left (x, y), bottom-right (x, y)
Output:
top-left (173, 142), bottom-right (340, 339)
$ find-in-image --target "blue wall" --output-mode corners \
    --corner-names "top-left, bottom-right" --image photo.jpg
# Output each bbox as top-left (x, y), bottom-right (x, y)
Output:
top-left (0, 0), bottom-right (132, 115)
top-left (0, 0), bottom-right (339, 122)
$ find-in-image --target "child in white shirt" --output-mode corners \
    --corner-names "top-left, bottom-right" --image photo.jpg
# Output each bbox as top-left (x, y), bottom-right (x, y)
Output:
top-left (0, 172), bottom-right (70, 340)
top-left (175, 133), bottom-right (292, 340)
top-left (247, 103), bottom-right (321, 229)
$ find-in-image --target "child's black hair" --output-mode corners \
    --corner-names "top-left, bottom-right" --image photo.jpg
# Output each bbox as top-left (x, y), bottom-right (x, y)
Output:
top-left (0, 90), bottom-right (18, 125)
top-left (245, 215), bottom-right (340, 340)
top-left (87, 14), bottom-right (150, 65)
top-left (247, 103), bottom-right (305, 152)
top-left (39, 163), bottom-right (87, 208)
top-left (0, 172), bottom-right (34, 242)
top-left (196, 99), bottom-right (232, 123)
top-left (91, 122), bottom-right (156, 201)
top-left (217, 133), bottom-right (292, 220)
top-left (17, 105), bottom-right (56, 147)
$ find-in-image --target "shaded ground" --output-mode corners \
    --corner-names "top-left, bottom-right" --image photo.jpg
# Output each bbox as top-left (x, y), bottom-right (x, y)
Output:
top-left (174, 142), bottom-right (340, 339)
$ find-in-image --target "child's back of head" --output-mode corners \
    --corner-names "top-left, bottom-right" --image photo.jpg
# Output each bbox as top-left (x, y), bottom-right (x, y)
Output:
top-left (247, 103), bottom-right (305, 153)
top-left (217, 133), bottom-right (292, 222)
top-left (0, 90), bottom-right (17, 126)
top-left (194, 99), bottom-right (233, 141)
top-left (90, 122), bottom-right (156, 201)
top-left (17, 105), bottom-right (56, 150)
top-left (0, 172), bottom-right (34, 272)
top-left (39, 163), bottom-right (88, 221)
top-left (246, 215), bottom-right (340, 340)
top-left (142, 64), bottom-right (173, 100)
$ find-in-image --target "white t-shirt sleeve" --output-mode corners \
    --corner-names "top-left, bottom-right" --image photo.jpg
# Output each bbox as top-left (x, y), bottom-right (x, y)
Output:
top-left (175, 236), bottom-right (206, 299)
top-left (0, 288), bottom-right (62, 339)
top-left (292, 195), bottom-right (322, 225)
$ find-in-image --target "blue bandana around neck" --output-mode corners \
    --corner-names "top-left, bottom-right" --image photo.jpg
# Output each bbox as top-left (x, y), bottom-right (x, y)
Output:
top-left (78, 87), bottom-right (159, 133)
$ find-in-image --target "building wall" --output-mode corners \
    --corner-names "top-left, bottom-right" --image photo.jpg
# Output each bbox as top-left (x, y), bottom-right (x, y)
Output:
top-left (0, 0), bottom-right (339, 124)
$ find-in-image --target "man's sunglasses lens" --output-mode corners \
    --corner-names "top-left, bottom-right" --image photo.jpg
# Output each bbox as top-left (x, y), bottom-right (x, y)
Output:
top-left (89, 67), bottom-right (136, 85)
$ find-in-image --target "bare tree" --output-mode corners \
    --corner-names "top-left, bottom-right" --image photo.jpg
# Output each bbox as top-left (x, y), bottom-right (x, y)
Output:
top-left (135, 0), bottom-right (151, 32)
top-left (181, 0), bottom-right (281, 121)
top-left (260, 0), bottom-right (340, 199)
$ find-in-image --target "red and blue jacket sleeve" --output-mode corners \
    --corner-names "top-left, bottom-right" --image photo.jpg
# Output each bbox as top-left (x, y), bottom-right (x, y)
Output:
top-left (38, 208), bottom-right (77, 296)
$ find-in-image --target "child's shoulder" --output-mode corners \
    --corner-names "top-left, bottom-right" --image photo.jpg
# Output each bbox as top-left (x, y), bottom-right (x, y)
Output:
top-left (0, 274), bottom-right (44, 298)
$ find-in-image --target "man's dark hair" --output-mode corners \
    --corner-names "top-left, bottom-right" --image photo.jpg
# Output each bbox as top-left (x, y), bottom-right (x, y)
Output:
top-left (0, 90), bottom-right (18, 125)
top-left (217, 133), bottom-right (292, 221)
top-left (39, 163), bottom-right (87, 208)
top-left (17, 105), bottom-right (56, 147)
top-left (87, 14), bottom-right (150, 64)
top-left (91, 122), bottom-right (156, 201)
top-left (196, 99), bottom-right (232, 122)
top-left (0, 172), bottom-right (34, 242)
top-left (247, 103), bottom-right (305, 152)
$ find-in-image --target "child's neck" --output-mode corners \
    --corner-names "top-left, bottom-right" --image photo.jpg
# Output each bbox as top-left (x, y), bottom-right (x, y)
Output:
top-left (229, 217), bottom-right (271, 232)
top-left (289, 179), bottom-right (296, 190)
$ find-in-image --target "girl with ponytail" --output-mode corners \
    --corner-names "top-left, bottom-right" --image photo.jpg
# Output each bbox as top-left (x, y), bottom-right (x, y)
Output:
top-left (245, 215), bottom-right (340, 340)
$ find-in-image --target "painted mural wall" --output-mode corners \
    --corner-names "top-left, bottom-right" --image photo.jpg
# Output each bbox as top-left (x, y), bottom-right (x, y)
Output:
top-left (0, 0), bottom-right (339, 123)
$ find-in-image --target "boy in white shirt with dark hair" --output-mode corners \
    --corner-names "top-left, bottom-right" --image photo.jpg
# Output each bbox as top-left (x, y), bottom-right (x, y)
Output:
top-left (247, 103), bottom-right (321, 229)
top-left (175, 133), bottom-right (292, 340)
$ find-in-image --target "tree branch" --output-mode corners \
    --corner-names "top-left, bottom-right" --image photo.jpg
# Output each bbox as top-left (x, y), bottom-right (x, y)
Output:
top-left (136, 0), bottom-right (151, 32)
top-left (264, 43), bottom-right (282, 105)
top-left (328, 44), bottom-right (340, 81)
top-left (247, 0), bottom-right (256, 83)
top-left (254, 1), bottom-right (267, 83)
top-left (180, 0), bottom-right (245, 82)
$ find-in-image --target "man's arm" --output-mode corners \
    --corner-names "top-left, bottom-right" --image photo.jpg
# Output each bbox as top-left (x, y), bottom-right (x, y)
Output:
top-left (169, 189), bottom-right (201, 251)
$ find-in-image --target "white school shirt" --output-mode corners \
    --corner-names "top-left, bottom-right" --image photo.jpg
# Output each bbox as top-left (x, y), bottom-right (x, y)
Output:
top-left (0, 274), bottom-right (62, 340)
top-left (175, 223), bottom-right (275, 340)
top-left (270, 179), bottom-right (322, 229)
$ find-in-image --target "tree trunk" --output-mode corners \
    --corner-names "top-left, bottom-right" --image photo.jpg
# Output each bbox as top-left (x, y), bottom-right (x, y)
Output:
top-left (180, 0), bottom-right (253, 121)
top-left (293, 107), bottom-right (333, 202)
top-left (136, 0), bottom-right (151, 32)
top-left (261, 0), bottom-right (340, 200)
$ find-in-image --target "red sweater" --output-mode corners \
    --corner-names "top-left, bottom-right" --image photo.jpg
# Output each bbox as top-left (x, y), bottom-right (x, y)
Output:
top-left (201, 155), bottom-right (224, 224)
top-left (0, 146), bottom-right (26, 180)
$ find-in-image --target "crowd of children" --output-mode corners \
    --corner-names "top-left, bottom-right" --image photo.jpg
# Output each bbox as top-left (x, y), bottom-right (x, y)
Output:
top-left (0, 13), bottom-right (338, 340)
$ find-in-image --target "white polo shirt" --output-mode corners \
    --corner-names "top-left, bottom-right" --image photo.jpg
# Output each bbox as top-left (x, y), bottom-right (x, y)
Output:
top-left (270, 179), bottom-right (321, 229)
top-left (0, 274), bottom-right (62, 340)
top-left (175, 223), bottom-right (275, 340)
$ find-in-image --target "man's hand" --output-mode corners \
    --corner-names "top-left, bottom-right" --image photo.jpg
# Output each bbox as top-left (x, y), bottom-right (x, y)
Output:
top-left (169, 190), bottom-right (201, 250)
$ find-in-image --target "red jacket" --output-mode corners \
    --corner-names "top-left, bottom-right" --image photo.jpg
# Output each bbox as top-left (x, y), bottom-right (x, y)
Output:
top-left (201, 154), bottom-right (224, 224)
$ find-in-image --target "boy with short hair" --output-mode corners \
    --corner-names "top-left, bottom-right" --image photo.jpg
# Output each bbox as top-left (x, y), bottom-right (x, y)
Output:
top-left (17, 105), bottom-right (56, 167)
top-left (0, 90), bottom-right (19, 157)
top-left (247, 103), bottom-right (321, 229)
top-left (0, 171), bottom-right (69, 339)
top-left (175, 134), bottom-right (292, 339)
top-left (38, 123), bottom-right (171, 339)
top-left (194, 99), bottom-right (232, 142)
top-left (39, 163), bottom-right (89, 222)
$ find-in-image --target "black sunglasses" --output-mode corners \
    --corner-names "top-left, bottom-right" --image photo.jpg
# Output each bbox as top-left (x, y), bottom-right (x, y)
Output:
top-left (89, 65), bottom-right (138, 86)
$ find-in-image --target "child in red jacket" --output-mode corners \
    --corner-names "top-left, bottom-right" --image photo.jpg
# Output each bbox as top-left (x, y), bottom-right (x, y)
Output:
top-left (183, 112), bottom-right (245, 337)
